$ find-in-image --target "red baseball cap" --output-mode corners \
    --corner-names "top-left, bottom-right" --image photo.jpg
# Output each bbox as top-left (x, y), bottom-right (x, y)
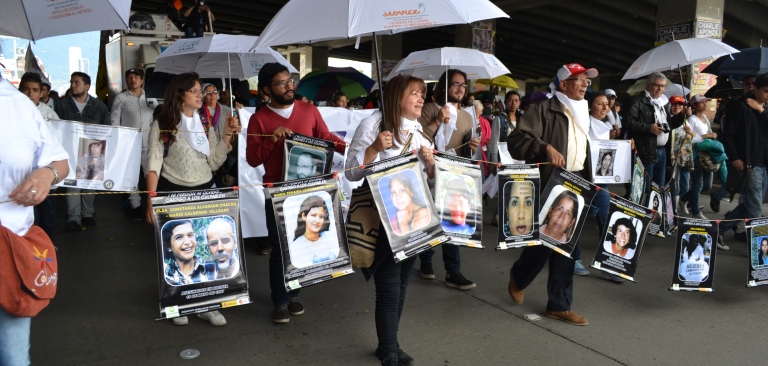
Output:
top-left (557, 63), bottom-right (598, 81)
top-left (669, 96), bottom-right (686, 105)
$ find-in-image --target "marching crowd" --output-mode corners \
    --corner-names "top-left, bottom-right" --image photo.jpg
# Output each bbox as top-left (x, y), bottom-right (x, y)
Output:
top-left (3, 56), bottom-right (768, 365)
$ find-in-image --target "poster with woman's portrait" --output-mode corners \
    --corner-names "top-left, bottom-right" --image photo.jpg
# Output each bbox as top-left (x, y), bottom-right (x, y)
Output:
top-left (496, 164), bottom-right (541, 250)
top-left (746, 218), bottom-right (768, 287)
top-left (590, 140), bottom-right (631, 184)
top-left (282, 133), bottom-right (337, 182)
top-left (663, 185), bottom-right (676, 235)
top-left (646, 182), bottom-right (665, 238)
top-left (670, 219), bottom-right (719, 291)
top-left (75, 138), bottom-right (107, 180)
top-left (629, 157), bottom-right (647, 205)
top-left (151, 188), bottom-right (250, 320)
top-left (435, 154), bottom-right (483, 248)
top-left (265, 173), bottom-right (353, 291)
top-left (538, 168), bottom-right (597, 257)
top-left (591, 197), bottom-right (652, 282)
top-left (365, 154), bottom-right (448, 262)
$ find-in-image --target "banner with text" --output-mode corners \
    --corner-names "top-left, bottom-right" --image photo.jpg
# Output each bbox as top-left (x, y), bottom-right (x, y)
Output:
top-left (629, 157), bottom-right (647, 205)
top-left (591, 196), bottom-right (652, 282)
top-left (497, 164), bottom-right (541, 250)
top-left (646, 182), bottom-right (665, 237)
top-left (282, 133), bottom-right (336, 182)
top-left (434, 154), bottom-right (483, 248)
top-left (746, 218), bottom-right (768, 287)
top-left (538, 168), bottom-right (597, 257)
top-left (670, 219), bottom-right (719, 292)
top-left (590, 139), bottom-right (632, 184)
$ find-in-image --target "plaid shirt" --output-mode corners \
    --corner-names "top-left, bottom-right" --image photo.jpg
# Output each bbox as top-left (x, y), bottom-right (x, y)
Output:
top-left (164, 258), bottom-right (212, 285)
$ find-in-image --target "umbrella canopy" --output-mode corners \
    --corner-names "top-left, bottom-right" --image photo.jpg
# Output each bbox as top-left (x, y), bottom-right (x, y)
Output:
top-left (476, 75), bottom-right (519, 89)
top-left (385, 47), bottom-right (510, 81)
top-left (622, 38), bottom-right (739, 80)
top-left (251, 0), bottom-right (508, 49)
top-left (702, 47), bottom-right (768, 77)
top-left (297, 67), bottom-right (376, 101)
top-left (664, 84), bottom-right (690, 98)
top-left (155, 34), bottom-right (297, 79)
top-left (626, 78), bottom-right (674, 96)
top-left (0, 0), bottom-right (131, 41)
top-left (704, 78), bottom-right (743, 99)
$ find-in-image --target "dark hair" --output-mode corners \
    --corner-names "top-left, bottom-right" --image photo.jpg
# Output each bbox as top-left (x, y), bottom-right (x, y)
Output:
top-left (505, 90), bottom-right (521, 105)
top-left (755, 73), bottom-right (768, 89)
top-left (683, 234), bottom-right (706, 255)
top-left (761, 238), bottom-right (768, 255)
top-left (162, 219), bottom-right (195, 256)
top-left (586, 90), bottom-right (607, 109)
top-left (330, 91), bottom-right (347, 105)
top-left (541, 190), bottom-right (579, 239)
top-left (258, 62), bottom-right (289, 96)
top-left (71, 71), bottom-right (91, 85)
top-left (20, 72), bottom-right (43, 89)
top-left (389, 173), bottom-right (426, 207)
top-left (156, 72), bottom-right (201, 145)
top-left (434, 69), bottom-right (468, 105)
top-left (294, 195), bottom-right (331, 239)
top-left (610, 217), bottom-right (637, 250)
top-left (653, 195), bottom-right (660, 208)
top-left (382, 74), bottom-right (428, 145)
top-left (41, 82), bottom-right (51, 90)
top-left (88, 141), bottom-right (104, 154)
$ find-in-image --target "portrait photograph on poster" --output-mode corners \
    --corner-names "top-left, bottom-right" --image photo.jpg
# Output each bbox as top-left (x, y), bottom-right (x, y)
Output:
top-left (435, 154), bottom-right (483, 248)
top-left (663, 185), bottom-right (676, 235)
top-left (746, 218), bottom-right (768, 287)
top-left (629, 157), bottom-right (646, 205)
top-left (590, 140), bottom-right (631, 184)
top-left (497, 164), bottom-right (541, 250)
top-left (75, 138), bottom-right (107, 180)
top-left (265, 174), bottom-right (353, 291)
top-left (591, 197), bottom-right (652, 282)
top-left (537, 168), bottom-right (597, 256)
top-left (647, 183), bottom-right (664, 237)
top-left (670, 218), bottom-right (719, 291)
top-left (151, 188), bottom-right (250, 320)
top-left (282, 133), bottom-right (336, 182)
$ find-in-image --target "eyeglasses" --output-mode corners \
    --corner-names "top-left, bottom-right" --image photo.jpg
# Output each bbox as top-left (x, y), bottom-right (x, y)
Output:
top-left (186, 88), bottom-right (202, 95)
top-left (203, 90), bottom-right (218, 97)
top-left (649, 83), bottom-right (666, 88)
top-left (450, 82), bottom-right (468, 89)
top-left (564, 78), bottom-right (592, 86)
top-left (272, 78), bottom-right (298, 89)
top-left (552, 206), bottom-right (573, 219)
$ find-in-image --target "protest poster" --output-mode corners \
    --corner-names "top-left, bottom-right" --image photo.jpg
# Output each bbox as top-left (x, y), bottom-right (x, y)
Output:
top-left (746, 218), bottom-right (768, 287)
top-left (663, 185), bottom-right (676, 235)
top-left (538, 168), bottom-right (597, 257)
top-left (629, 157), bottom-right (647, 205)
top-left (265, 174), bottom-right (353, 291)
top-left (434, 153), bottom-right (483, 248)
top-left (282, 133), bottom-right (337, 182)
top-left (48, 119), bottom-right (141, 191)
top-left (590, 139), bottom-right (632, 184)
top-left (496, 164), bottom-right (541, 250)
top-left (364, 154), bottom-right (449, 262)
top-left (591, 196), bottom-right (652, 282)
top-left (670, 218), bottom-right (719, 292)
top-left (151, 188), bottom-right (250, 320)
top-left (646, 182), bottom-right (665, 237)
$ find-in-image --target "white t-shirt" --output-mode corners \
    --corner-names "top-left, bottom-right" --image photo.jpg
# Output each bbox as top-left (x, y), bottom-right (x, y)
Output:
top-left (0, 78), bottom-right (68, 235)
top-left (288, 231), bottom-right (339, 268)
top-left (687, 115), bottom-right (711, 145)
top-left (74, 98), bottom-right (87, 113)
top-left (36, 101), bottom-right (59, 120)
top-left (267, 103), bottom-right (294, 119)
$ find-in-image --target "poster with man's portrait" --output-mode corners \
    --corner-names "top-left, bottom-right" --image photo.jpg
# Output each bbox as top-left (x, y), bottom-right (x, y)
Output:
top-left (497, 164), bottom-right (541, 250)
top-left (266, 174), bottom-right (353, 291)
top-left (538, 168), bottom-right (597, 257)
top-left (282, 133), bottom-right (336, 182)
top-left (746, 218), bottom-right (768, 287)
top-left (151, 188), bottom-right (250, 320)
top-left (365, 154), bottom-right (448, 262)
top-left (434, 154), bottom-right (483, 248)
top-left (670, 218), bottom-right (719, 292)
top-left (591, 197), bottom-right (652, 282)
top-left (646, 182), bottom-right (665, 237)
top-left (590, 139), bottom-right (631, 184)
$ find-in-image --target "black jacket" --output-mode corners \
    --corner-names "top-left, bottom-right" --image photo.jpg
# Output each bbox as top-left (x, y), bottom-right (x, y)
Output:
top-left (55, 96), bottom-right (110, 125)
top-left (721, 91), bottom-right (768, 167)
top-left (623, 93), bottom-right (684, 164)
top-left (507, 97), bottom-right (592, 186)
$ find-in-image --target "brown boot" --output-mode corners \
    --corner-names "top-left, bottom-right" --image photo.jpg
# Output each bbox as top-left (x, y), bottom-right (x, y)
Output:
top-left (507, 270), bottom-right (524, 304)
top-left (545, 310), bottom-right (589, 326)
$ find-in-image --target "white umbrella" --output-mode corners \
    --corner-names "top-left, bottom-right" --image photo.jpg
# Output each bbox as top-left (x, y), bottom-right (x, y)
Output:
top-left (664, 84), bottom-right (691, 98)
top-left (0, 0), bottom-right (131, 41)
top-left (622, 38), bottom-right (739, 80)
top-left (385, 47), bottom-right (510, 81)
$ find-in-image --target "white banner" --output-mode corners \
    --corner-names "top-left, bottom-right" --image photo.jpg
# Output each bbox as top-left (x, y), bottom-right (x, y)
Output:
top-left (48, 119), bottom-right (140, 191)
top-left (589, 139), bottom-right (632, 184)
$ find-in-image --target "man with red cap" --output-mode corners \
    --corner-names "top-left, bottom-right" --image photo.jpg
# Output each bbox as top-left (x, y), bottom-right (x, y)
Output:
top-left (505, 63), bottom-right (597, 326)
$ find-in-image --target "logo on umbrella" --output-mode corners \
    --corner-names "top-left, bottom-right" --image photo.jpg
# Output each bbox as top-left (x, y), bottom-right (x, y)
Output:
top-left (177, 40), bottom-right (201, 53)
top-left (383, 3), bottom-right (425, 17)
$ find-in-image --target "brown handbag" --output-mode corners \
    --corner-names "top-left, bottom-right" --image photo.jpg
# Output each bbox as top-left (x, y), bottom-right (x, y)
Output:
top-left (0, 225), bottom-right (58, 317)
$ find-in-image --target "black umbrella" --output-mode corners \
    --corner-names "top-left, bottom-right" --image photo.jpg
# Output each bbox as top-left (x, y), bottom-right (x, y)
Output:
top-left (704, 76), bottom-right (742, 99)
top-left (702, 47), bottom-right (768, 77)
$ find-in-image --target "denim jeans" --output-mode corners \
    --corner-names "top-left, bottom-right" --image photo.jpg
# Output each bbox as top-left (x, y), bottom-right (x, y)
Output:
top-left (418, 244), bottom-right (460, 274)
top-left (185, 27), bottom-right (204, 38)
top-left (374, 248), bottom-right (417, 354)
top-left (677, 166), bottom-right (691, 199)
top-left (0, 307), bottom-right (31, 366)
top-left (681, 158), bottom-right (713, 215)
top-left (720, 166), bottom-right (768, 234)
top-left (643, 147), bottom-right (667, 187)
top-left (266, 199), bottom-right (299, 306)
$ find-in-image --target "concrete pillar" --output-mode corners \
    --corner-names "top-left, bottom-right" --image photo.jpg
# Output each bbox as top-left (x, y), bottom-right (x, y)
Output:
top-left (305, 46), bottom-right (329, 74)
top-left (288, 53), bottom-right (301, 74)
top-left (371, 34), bottom-right (402, 81)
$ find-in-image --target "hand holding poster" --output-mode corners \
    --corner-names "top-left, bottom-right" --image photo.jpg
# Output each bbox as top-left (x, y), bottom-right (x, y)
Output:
top-left (590, 140), bottom-right (632, 184)
top-left (496, 164), bottom-right (541, 250)
top-left (629, 157), bottom-right (647, 205)
top-left (746, 218), bottom-right (768, 287)
top-left (364, 154), bottom-right (448, 262)
top-left (647, 182), bottom-right (665, 237)
top-left (434, 153), bottom-right (483, 248)
top-left (670, 218), bottom-right (719, 291)
top-left (151, 188), bottom-right (250, 320)
top-left (538, 168), bottom-right (597, 257)
top-left (283, 133), bottom-right (338, 181)
top-left (265, 174), bottom-right (353, 291)
top-left (591, 196), bottom-right (653, 282)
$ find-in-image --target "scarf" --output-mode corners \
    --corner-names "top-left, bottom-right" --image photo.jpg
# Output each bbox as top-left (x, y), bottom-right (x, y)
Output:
top-left (201, 103), bottom-right (221, 130)
top-left (178, 112), bottom-right (210, 156)
top-left (645, 90), bottom-right (670, 146)
top-left (589, 116), bottom-right (612, 141)
top-left (434, 103), bottom-right (458, 152)
top-left (554, 91), bottom-right (590, 135)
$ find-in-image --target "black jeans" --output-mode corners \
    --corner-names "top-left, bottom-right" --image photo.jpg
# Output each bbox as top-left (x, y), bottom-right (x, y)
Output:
top-left (511, 241), bottom-right (577, 312)
top-left (374, 233), bottom-right (417, 354)
top-left (418, 244), bottom-right (460, 274)
top-left (266, 199), bottom-right (299, 306)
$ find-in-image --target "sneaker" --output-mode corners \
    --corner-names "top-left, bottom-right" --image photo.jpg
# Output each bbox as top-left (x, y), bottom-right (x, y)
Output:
top-left (573, 260), bottom-right (590, 276)
top-left (600, 272), bottom-right (624, 283)
top-left (272, 305), bottom-right (290, 324)
top-left (82, 217), bottom-right (96, 226)
top-left (171, 316), bottom-right (188, 326)
top-left (419, 262), bottom-right (435, 279)
top-left (445, 273), bottom-right (476, 290)
top-left (197, 310), bottom-right (226, 326)
top-left (288, 298), bottom-right (304, 315)
top-left (709, 194), bottom-right (720, 213)
top-left (693, 212), bottom-right (708, 220)
top-left (677, 199), bottom-right (689, 215)
top-left (378, 351), bottom-right (399, 366)
top-left (545, 310), bottom-right (589, 326)
top-left (375, 349), bottom-right (414, 366)
top-left (131, 206), bottom-right (143, 221)
top-left (65, 221), bottom-right (82, 232)
top-left (717, 236), bottom-right (730, 251)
